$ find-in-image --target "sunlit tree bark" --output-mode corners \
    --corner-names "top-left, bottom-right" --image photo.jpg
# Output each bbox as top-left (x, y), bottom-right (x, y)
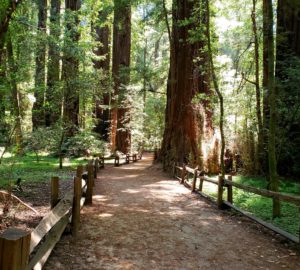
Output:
top-left (111, 0), bottom-right (131, 153)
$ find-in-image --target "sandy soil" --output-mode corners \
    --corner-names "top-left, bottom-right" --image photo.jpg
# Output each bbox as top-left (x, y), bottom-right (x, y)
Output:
top-left (44, 153), bottom-right (300, 270)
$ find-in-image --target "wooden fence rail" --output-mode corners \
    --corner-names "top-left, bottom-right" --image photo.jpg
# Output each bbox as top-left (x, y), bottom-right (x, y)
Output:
top-left (0, 150), bottom-right (145, 270)
top-left (174, 163), bottom-right (300, 244)
top-left (0, 158), bottom-right (103, 270)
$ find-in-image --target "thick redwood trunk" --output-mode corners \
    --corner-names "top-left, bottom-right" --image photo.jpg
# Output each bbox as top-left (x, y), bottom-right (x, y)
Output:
top-left (112, 0), bottom-right (131, 153)
top-left (275, 0), bottom-right (300, 176)
top-left (160, 0), bottom-right (207, 169)
top-left (93, 12), bottom-right (110, 141)
top-left (262, 0), bottom-right (270, 175)
top-left (45, 0), bottom-right (61, 127)
top-left (32, 0), bottom-right (47, 129)
top-left (62, 0), bottom-right (81, 136)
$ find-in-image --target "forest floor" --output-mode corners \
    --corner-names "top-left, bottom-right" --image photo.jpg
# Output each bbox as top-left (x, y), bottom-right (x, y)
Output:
top-left (42, 153), bottom-right (300, 270)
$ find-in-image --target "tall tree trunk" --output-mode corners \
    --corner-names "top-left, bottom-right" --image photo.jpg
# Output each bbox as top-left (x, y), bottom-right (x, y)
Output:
top-left (62, 0), bottom-right (81, 137)
top-left (251, 0), bottom-right (264, 174)
top-left (199, 0), bottom-right (213, 136)
top-left (160, 0), bottom-right (207, 169)
top-left (265, 0), bottom-right (280, 218)
top-left (45, 0), bottom-right (61, 127)
top-left (205, 0), bottom-right (225, 177)
top-left (32, 0), bottom-right (47, 129)
top-left (0, 38), bottom-right (6, 134)
top-left (7, 33), bottom-right (23, 154)
top-left (93, 11), bottom-right (111, 141)
top-left (111, 0), bottom-right (131, 153)
top-left (275, 0), bottom-right (300, 176)
top-left (262, 0), bottom-right (270, 175)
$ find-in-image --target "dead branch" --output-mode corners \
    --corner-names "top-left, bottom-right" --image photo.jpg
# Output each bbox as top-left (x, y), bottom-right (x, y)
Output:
top-left (0, 190), bottom-right (39, 214)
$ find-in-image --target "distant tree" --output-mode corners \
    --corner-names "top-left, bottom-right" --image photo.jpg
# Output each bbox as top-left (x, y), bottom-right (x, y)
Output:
top-left (45, 0), bottom-right (61, 127)
top-left (93, 7), bottom-right (111, 142)
top-left (32, 0), bottom-right (47, 129)
top-left (62, 0), bottom-right (81, 137)
top-left (6, 32), bottom-right (23, 154)
top-left (111, 0), bottom-right (131, 153)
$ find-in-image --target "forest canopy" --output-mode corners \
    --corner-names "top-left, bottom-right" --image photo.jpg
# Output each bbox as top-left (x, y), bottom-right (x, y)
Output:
top-left (0, 0), bottom-right (299, 191)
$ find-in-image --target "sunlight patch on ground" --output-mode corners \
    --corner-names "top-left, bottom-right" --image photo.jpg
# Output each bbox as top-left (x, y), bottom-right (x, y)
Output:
top-left (93, 195), bottom-right (108, 202)
top-left (110, 174), bottom-right (140, 180)
top-left (122, 189), bottom-right (140, 194)
top-left (98, 213), bottom-right (113, 218)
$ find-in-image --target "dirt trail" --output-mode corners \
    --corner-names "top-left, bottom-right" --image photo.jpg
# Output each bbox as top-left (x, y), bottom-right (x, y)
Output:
top-left (45, 153), bottom-right (300, 270)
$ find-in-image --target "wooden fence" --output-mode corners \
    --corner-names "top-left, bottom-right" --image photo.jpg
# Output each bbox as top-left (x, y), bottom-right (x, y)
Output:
top-left (0, 151), bottom-right (144, 270)
top-left (0, 158), bottom-right (101, 270)
top-left (174, 164), bottom-right (300, 244)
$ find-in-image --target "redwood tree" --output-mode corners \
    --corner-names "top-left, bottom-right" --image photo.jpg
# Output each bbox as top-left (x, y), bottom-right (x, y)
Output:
top-left (264, 0), bottom-right (280, 217)
top-left (160, 0), bottom-right (209, 169)
top-left (111, 0), bottom-right (131, 153)
top-left (32, 0), bottom-right (47, 129)
top-left (275, 0), bottom-right (300, 176)
top-left (45, 0), bottom-right (61, 127)
top-left (62, 0), bottom-right (81, 136)
top-left (93, 10), bottom-right (111, 141)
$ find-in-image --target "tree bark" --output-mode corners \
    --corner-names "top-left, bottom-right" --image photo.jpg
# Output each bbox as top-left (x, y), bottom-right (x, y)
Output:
top-left (62, 0), bottom-right (81, 137)
top-left (0, 38), bottom-right (6, 135)
top-left (7, 33), bottom-right (23, 154)
top-left (160, 0), bottom-right (208, 170)
top-left (275, 0), bottom-right (300, 176)
top-left (205, 0), bottom-right (225, 177)
top-left (251, 0), bottom-right (264, 174)
top-left (265, 0), bottom-right (280, 218)
top-left (93, 10), bottom-right (110, 141)
top-left (262, 0), bottom-right (270, 175)
top-left (112, 0), bottom-right (131, 153)
top-left (32, 0), bottom-right (47, 129)
top-left (45, 0), bottom-right (61, 127)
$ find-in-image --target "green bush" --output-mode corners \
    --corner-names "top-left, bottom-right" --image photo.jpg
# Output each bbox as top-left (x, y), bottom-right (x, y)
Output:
top-left (63, 130), bottom-right (106, 157)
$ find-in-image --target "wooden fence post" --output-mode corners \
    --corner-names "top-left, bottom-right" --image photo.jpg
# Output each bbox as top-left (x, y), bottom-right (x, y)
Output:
top-left (227, 175), bottom-right (233, 204)
top-left (133, 154), bottom-right (137, 162)
top-left (199, 176), bottom-right (204, 192)
top-left (76, 165), bottom-right (84, 178)
top-left (0, 228), bottom-right (31, 270)
top-left (126, 154), bottom-right (129, 164)
top-left (172, 162), bottom-right (176, 178)
top-left (115, 156), bottom-right (119, 167)
top-left (51, 177), bottom-right (59, 209)
top-left (72, 177), bottom-right (82, 237)
top-left (85, 164), bottom-right (93, 205)
top-left (94, 158), bottom-right (99, 179)
top-left (192, 169), bottom-right (198, 192)
top-left (217, 175), bottom-right (224, 209)
top-left (181, 165), bottom-right (186, 184)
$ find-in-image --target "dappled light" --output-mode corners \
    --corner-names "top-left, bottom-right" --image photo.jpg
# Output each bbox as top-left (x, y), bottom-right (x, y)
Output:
top-left (43, 153), bottom-right (300, 270)
top-left (1, 0), bottom-right (299, 268)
